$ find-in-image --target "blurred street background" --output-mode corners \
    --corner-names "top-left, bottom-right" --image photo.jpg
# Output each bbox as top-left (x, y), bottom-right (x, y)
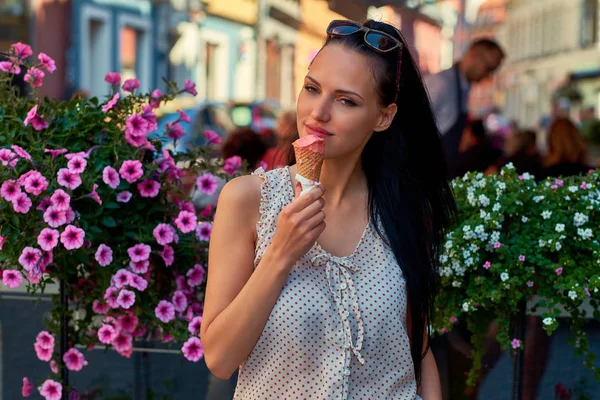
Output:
top-left (2, 0), bottom-right (600, 399)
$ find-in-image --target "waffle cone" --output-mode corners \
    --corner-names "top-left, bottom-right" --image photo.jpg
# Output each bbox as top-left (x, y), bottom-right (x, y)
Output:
top-left (294, 147), bottom-right (323, 182)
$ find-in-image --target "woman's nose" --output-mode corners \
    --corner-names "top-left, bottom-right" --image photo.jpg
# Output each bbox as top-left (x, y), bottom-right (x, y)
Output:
top-left (310, 99), bottom-right (331, 122)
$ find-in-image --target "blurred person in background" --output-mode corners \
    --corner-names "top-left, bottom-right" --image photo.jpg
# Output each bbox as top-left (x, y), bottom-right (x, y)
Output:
top-left (454, 118), bottom-right (502, 178)
top-left (501, 129), bottom-right (542, 177)
top-left (261, 109), bottom-right (298, 170)
top-left (425, 39), bottom-right (505, 178)
top-left (539, 117), bottom-right (591, 179)
top-left (221, 127), bottom-right (268, 170)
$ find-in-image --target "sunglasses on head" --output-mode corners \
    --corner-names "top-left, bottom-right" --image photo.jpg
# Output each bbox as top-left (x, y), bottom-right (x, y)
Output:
top-left (326, 20), bottom-right (403, 101)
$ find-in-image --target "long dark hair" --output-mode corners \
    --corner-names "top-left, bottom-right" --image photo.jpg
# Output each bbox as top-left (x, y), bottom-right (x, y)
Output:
top-left (291, 20), bottom-right (456, 384)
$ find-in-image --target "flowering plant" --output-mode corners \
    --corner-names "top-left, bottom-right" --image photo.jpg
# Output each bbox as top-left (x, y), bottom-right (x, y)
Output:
top-left (434, 164), bottom-right (600, 385)
top-left (0, 43), bottom-right (240, 397)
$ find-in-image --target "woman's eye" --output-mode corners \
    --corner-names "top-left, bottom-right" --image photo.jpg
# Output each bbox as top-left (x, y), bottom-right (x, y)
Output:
top-left (304, 85), bottom-right (318, 94)
top-left (340, 98), bottom-right (357, 107)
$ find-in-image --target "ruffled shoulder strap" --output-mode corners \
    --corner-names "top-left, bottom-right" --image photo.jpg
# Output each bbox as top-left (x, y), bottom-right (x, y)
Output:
top-left (251, 167), bottom-right (293, 265)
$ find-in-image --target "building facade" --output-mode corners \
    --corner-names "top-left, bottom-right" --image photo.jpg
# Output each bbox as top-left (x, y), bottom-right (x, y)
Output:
top-left (496, 0), bottom-right (600, 128)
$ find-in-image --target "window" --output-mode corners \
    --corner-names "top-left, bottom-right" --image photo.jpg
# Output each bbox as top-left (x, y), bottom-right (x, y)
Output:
top-left (581, 0), bottom-right (598, 47)
top-left (206, 42), bottom-right (219, 101)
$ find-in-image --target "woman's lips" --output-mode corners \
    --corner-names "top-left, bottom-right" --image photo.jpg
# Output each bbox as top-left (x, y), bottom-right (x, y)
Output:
top-left (305, 124), bottom-right (333, 138)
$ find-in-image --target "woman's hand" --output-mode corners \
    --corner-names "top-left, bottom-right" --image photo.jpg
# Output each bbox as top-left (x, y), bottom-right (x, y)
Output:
top-left (269, 183), bottom-right (326, 267)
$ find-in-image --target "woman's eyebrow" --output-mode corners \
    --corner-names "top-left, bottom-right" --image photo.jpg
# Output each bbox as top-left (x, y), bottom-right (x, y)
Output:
top-left (306, 75), bottom-right (364, 101)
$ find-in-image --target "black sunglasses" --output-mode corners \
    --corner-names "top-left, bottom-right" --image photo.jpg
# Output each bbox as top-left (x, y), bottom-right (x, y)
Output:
top-left (326, 20), bottom-right (403, 100)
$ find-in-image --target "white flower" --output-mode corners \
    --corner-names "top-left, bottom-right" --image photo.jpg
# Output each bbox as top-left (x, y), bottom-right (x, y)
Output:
top-left (522, 216), bottom-right (529, 223)
top-left (479, 210), bottom-right (487, 219)
top-left (556, 242), bottom-right (562, 251)
top-left (568, 186), bottom-right (578, 193)
top-left (542, 210), bottom-right (552, 220)
top-left (565, 196), bottom-right (571, 201)
top-left (462, 302), bottom-right (470, 312)
top-left (533, 195), bottom-right (545, 203)
top-left (452, 280), bottom-right (462, 287)
top-left (574, 212), bottom-right (589, 227)
top-left (578, 228), bottom-right (593, 240)
top-left (500, 272), bottom-right (509, 282)
top-left (543, 317), bottom-right (554, 326)
top-left (476, 172), bottom-right (483, 180)
top-left (463, 225), bottom-right (471, 232)
top-left (477, 179), bottom-right (487, 188)
top-left (440, 255), bottom-right (448, 263)
top-left (475, 225), bottom-right (485, 234)
top-left (465, 257), bottom-right (474, 267)
top-left (469, 243), bottom-right (479, 252)
top-left (505, 162), bottom-right (515, 170)
top-left (445, 240), bottom-right (453, 250)
top-left (568, 290), bottom-right (577, 300)
top-left (555, 224), bottom-right (565, 233)
top-left (492, 203), bottom-right (501, 212)
top-left (521, 172), bottom-right (533, 180)
top-left (497, 182), bottom-right (506, 190)
top-left (539, 239), bottom-right (546, 247)
top-left (479, 194), bottom-right (490, 207)
top-left (491, 231), bottom-right (501, 242)
top-left (441, 267), bottom-right (453, 277)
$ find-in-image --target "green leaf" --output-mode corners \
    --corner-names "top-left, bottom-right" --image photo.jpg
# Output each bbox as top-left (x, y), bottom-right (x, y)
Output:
top-left (104, 202), bottom-right (120, 209)
top-left (101, 217), bottom-right (117, 228)
top-left (10, 214), bottom-right (19, 228)
top-left (89, 225), bottom-right (102, 234)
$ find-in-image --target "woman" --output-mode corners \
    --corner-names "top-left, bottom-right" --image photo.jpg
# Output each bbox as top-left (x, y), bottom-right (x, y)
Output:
top-left (202, 19), bottom-right (455, 399)
top-left (539, 117), bottom-right (590, 179)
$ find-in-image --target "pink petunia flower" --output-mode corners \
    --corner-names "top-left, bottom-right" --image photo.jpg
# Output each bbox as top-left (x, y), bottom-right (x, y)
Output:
top-left (204, 130), bottom-right (222, 144)
top-left (95, 244), bottom-right (113, 267)
top-left (117, 191), bottom-right (133, 203)
top-left (36, 196), bottom-right (52, 212)
top-left (141, 105), bottom-right (158, 132)
top-left (39, 379), bottom-right (62, 400)
top-left (98, 324), bottom-right (117, 344)
top-left (24, 67), bottom-right (45, 87)
top-left (0, 148), bottom-right (17, 166)
top-left (182, 337), bottom-right (204, 361)
top-left (0, 235), bottom-right (3, 250)
top-left (44, 148), bottom-right (68, 160)
top-left (585, 286), bottom-right (591, 297)
top-left (196, 173), bottom-right (219, 195)
top-left (12, 192), bottom-right (32, 213)
top-left (129, 259), bottom-right (149, 274)
top-left (60, 225), bottom-right (85, 250)
top-left (449, 316), bottom-right (458, 323)
top-left (161, 245), bottom-right (174, 267)
top-left (150, 89), bottom-right (163, 109)
top-left (179, 201), bottom-right (195, 214)
top-left (23, 105), bottom-right (49, 131)
top-left (511, 338), bottom-right (521, 349)
top-left (117, 314), bottom-right (139, 333)
top-left (119, 160), bottom-right (144, 184)
top-left (67, 155), bottom-right (87, 174)
top-left (92, 300), bottom-right (110, 314)
top-left (187, 264), bottom-right (205, 287)
top-left (50, 189), bottom-right (70, 211)
top-left (493, 241), bottom-right (502, 249)
top-left (104, 72), bottom-right (121, 85)
top-left (22, 377), bottom-right (33, 397)
top-left (125, 113), bottom-right (149, 137)
top-left (104, 287), bottom-right (120, 309)
top-left (65, 207), bottom-right (76, 223)
top-left (174, 210), bottom-right (197, 233)
top-left (183, 79), bottom-right (198, 96)
top-left (63, 348), bottom-right (88, 371)
top-left (518, 255), bottom-right (525, 262)
top-left (87, 183), bottom-right (102, 205)
top-left (166, 121), bottom-right (185, 140)
top-left (12, 42), bottom-right (33, 59)
top-left (34, 342), bottom-right (53, 362)
top-left (153, 223), bottom-right (176, 246)
top-left (128, 244), bottom-right (151, 262)
top-left (172, 290), bottom-right (188, 313)
top-left (65, 152), bottom-right (88, 160)
top-left (102, 92), bottom-right (120, 113)
top-left (177, 109), bottom-right (191, 123)
top-left (44, 206), bottom-right (67, 228)
top-left (155, 300), bottom-right (176, 323)
top-left (112, 269), bottom-right (132, 289)
top-left (23, 174), bottom-right (48, 196)
top-left (556, 267), bottom-right (563, 276)
top-left (122, 78), bottom-right (140, 92)
top-left (12, 145), bottom-right (31, 160)
top-left (39, 250), bottom-right (53, 270)
top-left (112, 332), bottom-right (133, 355)
top-left (0, 60), bottom-right (20, 74)
top-left (102, 166), bottom-right (120, 189)
top-left (36, 330), bottom-right (55, 349)
top-left (196, 222), bottom-right (212, 241)
top-left (137, 179), bottom-right (160, 198)
top-left (188, 316), bottom-right (203, 335)
top-left (38, 228), bottom-right (59, 251)
top-left (18, 246), bottom-right (42, 271)
top-left (57, 168), bottom-right (82, 190)
top-left (117, 289), bottom-right (136, 309)
top-left (223, 156), bottom-right (242, 176)
top-left (2, 269), bottom-right (23, 288)
top-left (49, 360), bottom-right (58, 374)
top-left (129, 274), bottom-right (148, 291)
top-left (581, 181), bottom-right (588, 190)
top-left (37, 52), bottom-right (56, 73)
top-left (1, 179), bottom-right (21, 201)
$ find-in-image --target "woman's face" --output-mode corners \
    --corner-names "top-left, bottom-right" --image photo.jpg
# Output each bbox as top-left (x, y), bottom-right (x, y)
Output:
top-left (296, 44), bottom-right (397, 160)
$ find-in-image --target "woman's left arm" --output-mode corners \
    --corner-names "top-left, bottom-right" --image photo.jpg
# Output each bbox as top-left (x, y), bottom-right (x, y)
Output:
top-left (418, 347), bottom-right (442, 400)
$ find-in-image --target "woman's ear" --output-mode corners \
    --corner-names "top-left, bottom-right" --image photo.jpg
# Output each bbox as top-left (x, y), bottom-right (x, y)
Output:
top-left (374, 103), bottom-right (398, 132)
